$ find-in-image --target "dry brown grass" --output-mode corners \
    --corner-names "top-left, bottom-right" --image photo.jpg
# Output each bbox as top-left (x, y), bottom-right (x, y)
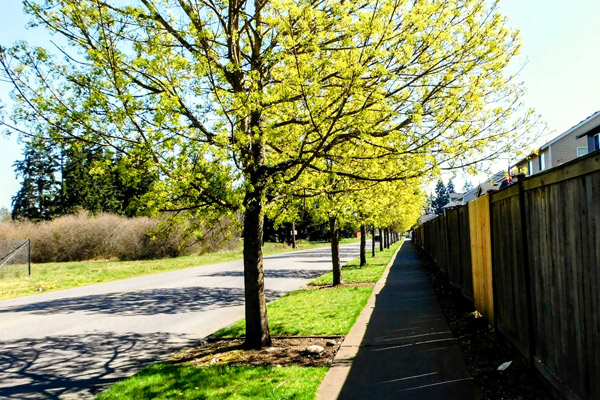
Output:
top-left (0, 212), bottom-right (238, 263)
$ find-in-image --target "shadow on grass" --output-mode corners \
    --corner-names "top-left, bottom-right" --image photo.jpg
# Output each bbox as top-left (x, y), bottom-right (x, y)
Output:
top-left (0, 286), bottom-right (285, 316)
top-left (0, 331), bottom-right (191, 399)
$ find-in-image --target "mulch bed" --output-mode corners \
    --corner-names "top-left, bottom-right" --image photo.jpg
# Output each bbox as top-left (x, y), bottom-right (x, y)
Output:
top-left (419, 250), bottom-right (551, 400)
top-left (171, 337), bottom-right (343, 368)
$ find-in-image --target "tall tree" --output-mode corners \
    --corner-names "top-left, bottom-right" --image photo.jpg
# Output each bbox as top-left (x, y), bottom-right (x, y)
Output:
top-left (430, 179), bottom-right (450, 214)
top-left (2, 0), bottom-right (533, 349)
top-left (12, 138), bottom-right (59, 220)
top-left (447, 179), bottom-right (456, 195)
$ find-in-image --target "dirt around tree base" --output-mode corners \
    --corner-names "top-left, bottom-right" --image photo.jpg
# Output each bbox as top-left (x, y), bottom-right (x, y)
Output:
top-left (419, 251), bottom-right (551, 400)
top-left (171, 337), bottom-right (343, 368)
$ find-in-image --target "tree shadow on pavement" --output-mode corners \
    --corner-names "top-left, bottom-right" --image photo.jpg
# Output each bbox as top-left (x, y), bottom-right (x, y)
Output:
top-left (0, 331), bottom-right (191, 399)
top-left (0, 287), bottom-right (284, 316)
top-left (202, 269), bottom-right (329, 280)
top-left (263, 247), bottom-right (358, 260)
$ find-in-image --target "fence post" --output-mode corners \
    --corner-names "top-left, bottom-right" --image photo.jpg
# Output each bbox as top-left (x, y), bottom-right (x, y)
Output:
top-left (518, 180), bottom-right (536, 368)
top-left (28, 239), bottom-right (31, 276)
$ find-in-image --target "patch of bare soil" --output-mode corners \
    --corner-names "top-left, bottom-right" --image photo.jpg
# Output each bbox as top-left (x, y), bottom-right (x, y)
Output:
top-left (419, 251), bottom-right (551, 400)
top-left (171, 337), bottom-right (343, 368)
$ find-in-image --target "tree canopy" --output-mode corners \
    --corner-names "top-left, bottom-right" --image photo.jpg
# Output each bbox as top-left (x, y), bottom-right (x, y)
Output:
top-left (1, 0), bottom-right (533, 348)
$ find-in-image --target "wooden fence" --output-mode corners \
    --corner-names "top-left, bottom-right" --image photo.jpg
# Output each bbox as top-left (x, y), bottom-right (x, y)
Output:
top-left (414, 151), bottom-right (600, 400)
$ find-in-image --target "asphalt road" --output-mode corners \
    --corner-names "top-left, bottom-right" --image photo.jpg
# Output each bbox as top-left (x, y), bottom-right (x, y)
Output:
top-left (0, 242), bottom-right (361, 399)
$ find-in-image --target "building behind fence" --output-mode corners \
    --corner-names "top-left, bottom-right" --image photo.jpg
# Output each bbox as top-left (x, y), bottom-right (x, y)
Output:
top-left (414, 150), bottom-right (600, 400)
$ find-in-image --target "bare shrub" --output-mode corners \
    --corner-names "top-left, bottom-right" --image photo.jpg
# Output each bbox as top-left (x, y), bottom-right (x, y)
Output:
top-left (0, 212), bottom-right (240, 263)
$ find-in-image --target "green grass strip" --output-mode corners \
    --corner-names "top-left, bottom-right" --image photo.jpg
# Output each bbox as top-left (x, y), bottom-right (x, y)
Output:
top-left (310, 240), bottom-right (403, 286)
top-left (96, 364), bottom-right (327, 400)
top-left (215, 285), bottom-right (373, 337)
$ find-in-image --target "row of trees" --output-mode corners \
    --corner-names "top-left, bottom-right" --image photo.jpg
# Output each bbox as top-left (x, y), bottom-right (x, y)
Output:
top-left (12, 138), bottom-right (155, 220)
top-left (1, 0), bottom-right (536, 348)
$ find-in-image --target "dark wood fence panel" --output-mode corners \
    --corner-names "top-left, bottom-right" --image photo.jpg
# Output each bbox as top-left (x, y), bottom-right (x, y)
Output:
top-left (458, 206), bottom-right (473, 300)
top-left (445, 209), bottom-right (462, 288)
top-left (490, 185), bottom-right (531, 361)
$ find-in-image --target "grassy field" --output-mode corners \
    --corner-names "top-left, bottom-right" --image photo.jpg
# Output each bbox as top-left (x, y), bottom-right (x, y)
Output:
top-left (97, 239), bottom-right (405, 399)
top-left (0, 238), bottom-right (359, 300)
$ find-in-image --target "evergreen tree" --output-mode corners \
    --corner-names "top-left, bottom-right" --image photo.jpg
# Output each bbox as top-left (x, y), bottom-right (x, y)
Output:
top-left (12, 139), bottom-right (59, 220)
top-left (463, 181), bottom-right (475, 193)
top-left (430, 179), bottom-right (450, 214)
top-left (60, 145), bottom-right (121, 214)
top-left (447, 179), bottom-right (455, 195)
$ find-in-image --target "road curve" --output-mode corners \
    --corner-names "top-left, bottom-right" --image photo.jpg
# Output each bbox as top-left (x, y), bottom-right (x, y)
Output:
top-left (0, 242), bottom-right (360, 399)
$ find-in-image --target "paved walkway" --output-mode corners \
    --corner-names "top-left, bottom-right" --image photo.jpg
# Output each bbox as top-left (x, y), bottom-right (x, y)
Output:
top-left (319, 240), bottom-right (480, 400)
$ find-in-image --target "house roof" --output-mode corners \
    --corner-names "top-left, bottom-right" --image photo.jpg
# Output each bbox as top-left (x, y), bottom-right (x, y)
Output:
top-left (449, 170), bottom-right (508, 207)
top-left (543, 109), bottom-right (600, 146)
top-left (513, 109), bottom-right (600, 166)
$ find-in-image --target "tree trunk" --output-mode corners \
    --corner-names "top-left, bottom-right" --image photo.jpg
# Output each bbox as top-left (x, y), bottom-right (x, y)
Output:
top-left (385, 228), bottom-right (389, 248)
top-left (379, 227), bottom-right (384, 251)
top-left (360, 224), bottom-right (367, 267)
top-left (242, 187), bottom-right (272, 349)
top-left (291, 221), bottom-right (296, 249)
top-left (330, 215), bottom-right (343, 285)
top-left (372, 226), bottom-right (376, 257)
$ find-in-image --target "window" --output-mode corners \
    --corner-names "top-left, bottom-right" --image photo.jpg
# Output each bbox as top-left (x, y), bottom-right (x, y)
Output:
top-left (577, 147), bottom-right (588, 157)
top-left (595, 134), bottom-right (600, 151)
top-left (527, 160), bottom-right (533, 175)
top-left (539, 154), bottom-right (545, 171)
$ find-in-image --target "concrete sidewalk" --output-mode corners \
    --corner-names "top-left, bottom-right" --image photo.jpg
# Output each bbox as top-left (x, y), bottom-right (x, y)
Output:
top-left (318, 240), bottom-right (480, 400)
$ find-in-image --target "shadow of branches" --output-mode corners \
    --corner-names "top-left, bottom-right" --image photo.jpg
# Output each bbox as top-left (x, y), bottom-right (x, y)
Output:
top-left (0, 287), bottom-right (284, 316)
top-left (0, 331), bottom-right (192, 399)
top-left (202, 268), bottom-right (329, 280)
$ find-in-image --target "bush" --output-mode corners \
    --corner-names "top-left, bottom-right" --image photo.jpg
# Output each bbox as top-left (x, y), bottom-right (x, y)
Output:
top-left (0, 212), bottom-right (239, 263)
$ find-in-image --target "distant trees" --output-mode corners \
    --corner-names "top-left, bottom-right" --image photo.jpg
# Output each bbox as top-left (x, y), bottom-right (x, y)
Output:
top-left (11, 140), bottom-right (156, 220)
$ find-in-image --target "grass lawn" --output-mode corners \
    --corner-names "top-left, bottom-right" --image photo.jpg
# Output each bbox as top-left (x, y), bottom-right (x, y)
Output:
top-left (97, 364), bottom-right (327, 400)
top-left (214, 285), bottom-right (374, 337)
top-left (0, 238), bottom-right (359, 300)
top-left (96, 239), bottom-right (404, 399)
top-left (309, 240), bottom-right (403, 286)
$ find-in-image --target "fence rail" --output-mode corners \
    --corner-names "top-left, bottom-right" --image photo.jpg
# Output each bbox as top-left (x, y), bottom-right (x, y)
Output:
top-left (414, 151), bottom-right (600, 400)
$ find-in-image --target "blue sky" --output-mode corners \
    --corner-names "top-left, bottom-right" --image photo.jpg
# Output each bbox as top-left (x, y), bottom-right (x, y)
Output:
top-left (1, 0), bottom-right (600, 209)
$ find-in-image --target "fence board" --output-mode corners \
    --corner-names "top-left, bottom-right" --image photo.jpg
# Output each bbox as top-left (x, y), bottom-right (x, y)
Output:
top-left (468, 194), bottom-right (494, 324)
top-left (445, 209), bottom-right (461, 287)
top-left (490, 186), bottom-right (530, 360)
top-left (458, 206), bottom-right (473, 300)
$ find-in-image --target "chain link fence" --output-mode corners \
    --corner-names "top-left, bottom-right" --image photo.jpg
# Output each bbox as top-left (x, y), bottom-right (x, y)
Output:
top-left (0, 239), bottom-right (31, 278)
